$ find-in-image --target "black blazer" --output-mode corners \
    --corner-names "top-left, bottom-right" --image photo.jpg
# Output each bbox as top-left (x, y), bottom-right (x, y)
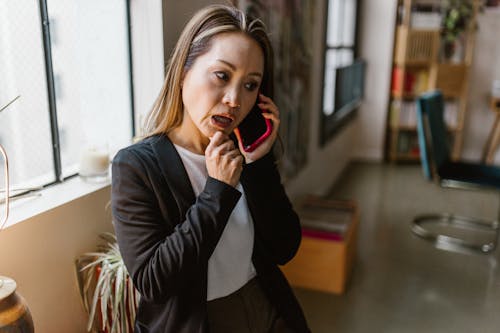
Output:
top-left (111, 134), bottom-right (310, 332)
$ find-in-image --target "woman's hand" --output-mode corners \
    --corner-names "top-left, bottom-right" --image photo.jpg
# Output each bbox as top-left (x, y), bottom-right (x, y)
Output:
top-left (205, 131), bottom-right (243, 187)
top-left (235, 93), bottom-right (280, 164)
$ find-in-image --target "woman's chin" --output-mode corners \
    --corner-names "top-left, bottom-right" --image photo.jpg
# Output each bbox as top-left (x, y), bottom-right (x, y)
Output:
top-left (206, 127), bottom-right (232, 138)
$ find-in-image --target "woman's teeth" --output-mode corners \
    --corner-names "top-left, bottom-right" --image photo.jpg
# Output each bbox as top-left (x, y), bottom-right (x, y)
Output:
top-left (213, 115), bottom-right (232, 125)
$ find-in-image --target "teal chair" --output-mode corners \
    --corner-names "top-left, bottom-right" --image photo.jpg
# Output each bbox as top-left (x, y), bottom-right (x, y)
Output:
top-left (414, 90), bottom-right (500, 253)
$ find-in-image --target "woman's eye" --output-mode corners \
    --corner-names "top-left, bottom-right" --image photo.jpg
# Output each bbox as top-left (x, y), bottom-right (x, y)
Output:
top-left (215, 71), bottom-right (229, 81)
top-left (244, 81), bottom-right (259, 91)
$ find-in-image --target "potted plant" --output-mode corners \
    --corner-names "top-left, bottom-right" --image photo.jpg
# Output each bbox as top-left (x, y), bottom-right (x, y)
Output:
top-left (0, 95), bottom-right (34, 333)
top-left (76, 232), bottom-right (139, 333)
top-left (441, 0), bottom-right (474, 61)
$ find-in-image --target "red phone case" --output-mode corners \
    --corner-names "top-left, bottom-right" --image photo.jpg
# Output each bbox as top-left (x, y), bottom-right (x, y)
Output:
top-left (234, 113), bottom-right (273, 152)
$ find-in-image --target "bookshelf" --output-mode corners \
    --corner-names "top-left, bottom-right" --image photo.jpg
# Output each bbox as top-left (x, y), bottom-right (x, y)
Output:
top-left (387, 0), bottom-right (479, 162)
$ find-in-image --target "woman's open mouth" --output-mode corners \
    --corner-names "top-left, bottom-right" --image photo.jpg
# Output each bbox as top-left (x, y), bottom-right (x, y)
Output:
top-left (211, 115), bottom-right (234, 129)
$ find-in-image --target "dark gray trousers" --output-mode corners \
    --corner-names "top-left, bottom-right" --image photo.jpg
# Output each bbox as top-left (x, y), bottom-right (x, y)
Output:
top-left (207, 278), bottom-right (291, 333)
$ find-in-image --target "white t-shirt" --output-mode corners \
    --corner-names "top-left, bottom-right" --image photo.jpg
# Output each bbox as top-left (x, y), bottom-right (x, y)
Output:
top-left (173, 144), bottom-right (257, 301)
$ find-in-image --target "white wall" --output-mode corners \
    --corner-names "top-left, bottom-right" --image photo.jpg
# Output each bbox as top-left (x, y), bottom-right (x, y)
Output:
top-left (462, 8), bottom-right (500, 162)
top-left (163, 0), bottom-right (227, 63)
top-left (163, 0), bottom-right (202, 61)
top-left (0, 187), bottom-right (113, 333)
top-left (285, 0), bottom-right (359, 198)
top-left (353, 0), bottom-right (397, 161)
top-left (289, 0), bottom-right (398, 197)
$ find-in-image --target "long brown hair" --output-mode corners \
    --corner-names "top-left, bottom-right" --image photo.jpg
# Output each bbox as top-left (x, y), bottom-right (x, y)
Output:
top-left (142, 4), bottom-right (274, 137)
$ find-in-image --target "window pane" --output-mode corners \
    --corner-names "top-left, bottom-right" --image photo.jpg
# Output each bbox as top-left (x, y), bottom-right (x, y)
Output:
top-left (0, 1), bottom-right (56, 189)
top-left (342, 0), bottom-right (357, 47)
top-left (323, 49), bottom-right (338, 115)
top-left (326, 0), bottom-right (343, 47)
top-left (46, 0), bottom-right (133, 178)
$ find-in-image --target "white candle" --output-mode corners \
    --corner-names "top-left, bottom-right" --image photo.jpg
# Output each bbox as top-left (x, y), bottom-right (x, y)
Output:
top-left (79, 147), bottom-right (110, 177)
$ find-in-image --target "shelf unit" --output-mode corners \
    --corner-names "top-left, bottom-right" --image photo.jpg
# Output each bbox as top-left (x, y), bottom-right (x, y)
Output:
top-left (386, 0), bottom-right (479, 162)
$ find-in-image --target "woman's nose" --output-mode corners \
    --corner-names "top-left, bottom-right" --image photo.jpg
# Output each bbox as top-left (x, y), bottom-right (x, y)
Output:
top-left (222, 88), bottom-right (241, 108)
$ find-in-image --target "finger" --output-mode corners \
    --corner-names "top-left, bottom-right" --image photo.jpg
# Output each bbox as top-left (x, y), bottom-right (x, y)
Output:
top-left (258, 94), bottom-right (277, 106)
top-left (257, 97), bottom-right (279, 112)
top-left (257, 102), bottom-right (279, 118)
top-left (262, 112), bottom-right (280, 127)
top-left (206, 131), bottom-right (229, 155)
top-left (206, 132), bottom-right (221, 155)
top-left (258, 93), bottom-right (273, 102)
top-left (211, 141), bottom-right (235, 157)
top-left (210, 131), bottom-right (228, 146)
top-left (230, 154), bottom-right (244, 167)
top-left (225, 149), bottom-right (242, 159)
top-left (262, 114), bottom-right (280, 140)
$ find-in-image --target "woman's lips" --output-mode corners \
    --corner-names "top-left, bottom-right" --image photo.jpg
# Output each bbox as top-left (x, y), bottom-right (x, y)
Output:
top-left (211, 115), bottom-right (233, 129)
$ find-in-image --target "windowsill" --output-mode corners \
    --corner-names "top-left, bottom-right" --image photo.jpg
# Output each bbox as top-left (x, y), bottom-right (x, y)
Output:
top-left (1, 176), bottom-right (110, 229)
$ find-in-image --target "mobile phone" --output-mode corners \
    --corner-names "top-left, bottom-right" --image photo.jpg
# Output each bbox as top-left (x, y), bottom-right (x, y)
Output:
top-left (234, 105), bottom-right (273, 152)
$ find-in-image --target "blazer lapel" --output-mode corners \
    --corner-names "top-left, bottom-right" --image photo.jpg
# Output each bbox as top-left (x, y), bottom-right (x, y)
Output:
top-left (149, 134), bottom-right (196, 219)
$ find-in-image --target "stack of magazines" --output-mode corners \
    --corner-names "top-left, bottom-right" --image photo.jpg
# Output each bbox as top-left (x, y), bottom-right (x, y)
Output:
top-left (298, 199), bottom-right (354, 241)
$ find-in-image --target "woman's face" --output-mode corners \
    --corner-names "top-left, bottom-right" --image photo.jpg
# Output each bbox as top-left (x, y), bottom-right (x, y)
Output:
top-left (180, 32), bottom-right (264, 144)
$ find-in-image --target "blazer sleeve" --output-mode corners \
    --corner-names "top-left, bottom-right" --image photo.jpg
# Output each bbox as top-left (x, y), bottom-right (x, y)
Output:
top-left (111, 147), bottom-right (241, 302)
top-left (240, 153), bottom-right (301, 265)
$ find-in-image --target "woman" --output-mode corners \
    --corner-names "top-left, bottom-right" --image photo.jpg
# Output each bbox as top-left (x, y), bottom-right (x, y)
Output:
top-left (111, 4), bottom-right (309, 332)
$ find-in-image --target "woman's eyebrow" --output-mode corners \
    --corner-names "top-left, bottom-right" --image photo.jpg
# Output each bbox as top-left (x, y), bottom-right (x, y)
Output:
top-left (215, 59), bottom-right (263, 78)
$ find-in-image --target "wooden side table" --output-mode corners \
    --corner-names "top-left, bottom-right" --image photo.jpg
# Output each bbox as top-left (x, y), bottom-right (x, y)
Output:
top-left (483, 96), bottom-right (500, 164)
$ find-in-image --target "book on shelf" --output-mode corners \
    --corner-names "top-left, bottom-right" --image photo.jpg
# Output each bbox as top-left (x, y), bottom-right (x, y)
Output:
top-left (414, 70), bottom-right (429, 95)
top-left (398, 131), bottom-right (411, 153)
top-left (391, 67), bottom-right (404, 94)
top-left (399, 101), bottom-right (417, 127)
top-left (397, 131), bottom-right (420, 156)
top-left (391, 68), bottom-right (429, 96)
top-left (396, 1), bottom-right (441, 27)
top-left (410, 12), bottom-right (441, 29)
top-left (390, 100), bottom-right (401, 127)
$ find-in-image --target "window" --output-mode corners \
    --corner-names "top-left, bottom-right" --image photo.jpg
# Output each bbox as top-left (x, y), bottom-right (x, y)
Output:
top-left (320, 0), bottom-right (364, 145)
top-left (0, 0), bottom-right (134, 190)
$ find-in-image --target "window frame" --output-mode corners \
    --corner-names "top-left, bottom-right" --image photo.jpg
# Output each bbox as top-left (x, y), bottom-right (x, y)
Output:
top-left (319, 0), bottom-right (363, 146)
top-left (36, 0), bottom-right (135, 185)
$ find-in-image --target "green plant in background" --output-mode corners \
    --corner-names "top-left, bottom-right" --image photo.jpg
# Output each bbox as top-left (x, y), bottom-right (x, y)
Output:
top-left (441, 0), bottom-right (474, 60)
top-left (442, 0), bottom-right (473, 43)
top-left (76, 232), bottom-right (138, 333)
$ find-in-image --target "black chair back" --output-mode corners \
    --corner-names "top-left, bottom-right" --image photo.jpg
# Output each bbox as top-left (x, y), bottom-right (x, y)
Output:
top-left (414, 91), bottom-right (500, 254)
top-left (416, 91), bottom-right (450, 179)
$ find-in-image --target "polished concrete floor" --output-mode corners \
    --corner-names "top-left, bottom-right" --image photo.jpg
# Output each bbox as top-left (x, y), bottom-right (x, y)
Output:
top-left (293, 161), bottom-right (500, 333)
